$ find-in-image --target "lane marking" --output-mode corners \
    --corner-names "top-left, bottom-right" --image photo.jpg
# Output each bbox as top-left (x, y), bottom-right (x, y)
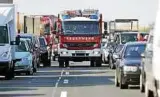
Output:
top-left (60, 91), bottom-right (67, 97)
top-left (52, 69), bottom-right (64, 97)
top-left (63, 79), bottom-right (68, 84)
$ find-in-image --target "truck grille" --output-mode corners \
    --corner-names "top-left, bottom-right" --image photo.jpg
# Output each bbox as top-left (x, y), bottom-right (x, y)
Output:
top-left (66, 43), bottom-right (95, 47)
top-left (72, 53), bottom-right (89, 56)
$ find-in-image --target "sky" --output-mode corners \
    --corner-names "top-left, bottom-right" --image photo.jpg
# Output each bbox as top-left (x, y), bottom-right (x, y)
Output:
top-left (14, 0), bottom-right (158, 26)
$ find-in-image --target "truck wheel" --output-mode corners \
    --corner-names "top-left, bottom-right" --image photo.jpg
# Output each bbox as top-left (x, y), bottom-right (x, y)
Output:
top-left (90, 61), bottom-right (94, 67)
top-left (65, 61), bottom-right (69, 67)
top-left (96, 60), bottom-right (102, 67)
top-left (59, 61), bottom-right (64, 67)
top-left (52, 56), bottom-right (56, 61)
top-left (5, 69), bottom-right (13, 80)
top-left (115, 71), bottom-right (119, 87)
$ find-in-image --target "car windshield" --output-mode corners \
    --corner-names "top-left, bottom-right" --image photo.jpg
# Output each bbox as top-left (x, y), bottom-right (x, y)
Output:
top-left (63, 21), bottom-right (99, 34)
top-left (0, 26), bottom-right (9, 44)
top-left (16, 41), bottom-right (27, 52)
top-left (121, 33), bottom-right (138, 44)
top-left (39, 38), bottom-right (46, 47)
top-left (124, 44), bottom-right (146, 58)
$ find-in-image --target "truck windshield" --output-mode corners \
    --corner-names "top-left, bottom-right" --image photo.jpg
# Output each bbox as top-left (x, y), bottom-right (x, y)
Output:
top-left (0, 26), bottom-right (9, 43)
top-left (63, 21), bottom-right (99, 34)
top-left (121, 33), bottom-right (138, 44)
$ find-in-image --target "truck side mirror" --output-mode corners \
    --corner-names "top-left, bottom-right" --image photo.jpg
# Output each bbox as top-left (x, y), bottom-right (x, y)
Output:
top-left (16, 35), bottom-right (20, 45)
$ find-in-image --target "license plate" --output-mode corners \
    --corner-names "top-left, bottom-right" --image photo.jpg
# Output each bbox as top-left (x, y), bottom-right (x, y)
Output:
top-left (75, 51), bottom-right (86, 53)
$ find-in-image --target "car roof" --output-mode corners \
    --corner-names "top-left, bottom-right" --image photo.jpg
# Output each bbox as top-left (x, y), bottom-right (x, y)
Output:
top-left (125, 41), bottom-right (147, 46)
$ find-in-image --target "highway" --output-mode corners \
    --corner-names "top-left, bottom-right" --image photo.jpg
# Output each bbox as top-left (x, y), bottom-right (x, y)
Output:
top-left (0, 61), bottom-right (144, 97)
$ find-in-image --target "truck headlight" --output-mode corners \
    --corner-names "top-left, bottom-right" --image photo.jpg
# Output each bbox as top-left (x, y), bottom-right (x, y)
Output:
top-left (93, 51), bottom-right (100, 54)
top-left (1, 51), bottom-right (9, 58)
top-left (123, 66), bottom-right (137, 72)
top-left (61, 51), bottom-right (67, 54)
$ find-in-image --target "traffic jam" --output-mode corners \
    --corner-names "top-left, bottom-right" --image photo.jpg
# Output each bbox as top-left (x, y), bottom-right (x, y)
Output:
top-left (0, 2), bottom-right (160, 97)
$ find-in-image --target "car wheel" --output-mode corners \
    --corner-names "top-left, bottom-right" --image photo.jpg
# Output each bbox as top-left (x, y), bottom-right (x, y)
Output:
top-left (26, 68), bottom-right (33, 75)
top-left (5, 69), bottom-right (13, 80)
top-left (140, 74), bottom-right (145, 93)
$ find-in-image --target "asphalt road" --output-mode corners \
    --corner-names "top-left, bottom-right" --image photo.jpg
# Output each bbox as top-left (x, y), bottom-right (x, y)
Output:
top-left (0, 61), bottom-right (144, 97)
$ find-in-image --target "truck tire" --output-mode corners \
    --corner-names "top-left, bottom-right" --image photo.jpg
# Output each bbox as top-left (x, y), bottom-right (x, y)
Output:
top-left (96, 60), bottom-right (102, 67)
top-left (47, 59), bottom-right (51, 67)
top-left (59, 61), bottom-right (64, 67)
top-left (52, 56), bottom-right (56, 61)
top-left (65, 61), bottom-right (69, 67)
top-left (90, 61), bottom-right (94, 67)
top-left (5, 69), bottom-right (13, 80)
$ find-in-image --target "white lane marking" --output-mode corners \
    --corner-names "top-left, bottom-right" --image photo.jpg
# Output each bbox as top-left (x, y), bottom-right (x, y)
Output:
top-left (63, 79), bottom-right (68, 84)
top-left (60, 91), bottom-right (67, 97)
top-left (52, 69), bottom-right (64, 97)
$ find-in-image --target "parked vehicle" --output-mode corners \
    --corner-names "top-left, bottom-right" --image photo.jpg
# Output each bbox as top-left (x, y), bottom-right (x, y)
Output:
top-left (15, 39), bottom-right (33, 75)
top-left (140, 29), bottom-right (153, 93)
top-left (19, 34), bottom-right (40, 72)
top-left (115, 42), bottom-right (146, 89)
top-left (39, 36), bottom-right (51, 67)
top-left (0, 4), bottom-right (21, 80)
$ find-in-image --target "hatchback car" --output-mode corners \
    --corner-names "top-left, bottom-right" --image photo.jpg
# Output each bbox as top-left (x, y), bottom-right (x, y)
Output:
top-left (115, 42), bottom-right (146, 89)
top-left (15, 39), bottom-right (33, 75)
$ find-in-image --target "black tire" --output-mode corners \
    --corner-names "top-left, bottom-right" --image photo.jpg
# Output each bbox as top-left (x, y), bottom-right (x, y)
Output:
top-left (59, 61), bottom-right (64, 67)
top-left (90, 61), bottom-right (94, 67)
top-left (53, 56), bottom-right (56, 61)
top-left (65, 61), bottom-right (69, 67)
top-left (5, 69), bottom-right (13, 80)
top-left (96, 60), bottom-right (102, 67)
top-left (47, 59), bottom-right (51, 67)
top-left (26, 68), bottom-right (33, 75)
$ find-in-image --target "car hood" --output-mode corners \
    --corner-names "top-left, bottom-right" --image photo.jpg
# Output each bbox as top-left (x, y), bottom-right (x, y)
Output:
top-left (123, 58), bottom-right (141, 66)
top-left (15, 52), bottom-right (30, 59)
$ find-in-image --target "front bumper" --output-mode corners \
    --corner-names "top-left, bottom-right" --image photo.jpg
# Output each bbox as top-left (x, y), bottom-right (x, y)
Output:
top-left (122, 73), bottom-right (140, 85)
top-left (15, 65), bottom-right (31, 72)
top-left (59, 49), bottom-right (101, 61)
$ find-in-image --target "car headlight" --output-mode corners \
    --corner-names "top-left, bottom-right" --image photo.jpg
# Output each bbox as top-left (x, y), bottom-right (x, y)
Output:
top-left (123, 66), bottom-right (138, 72)
top-left (1, 51), bottom-right (9, 58)
top-left (22, 57), bottom-right (29, 61)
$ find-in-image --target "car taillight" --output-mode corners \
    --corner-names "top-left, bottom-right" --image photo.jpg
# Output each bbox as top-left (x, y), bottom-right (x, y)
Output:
top-left (60, 43), bottom-right (67, 48)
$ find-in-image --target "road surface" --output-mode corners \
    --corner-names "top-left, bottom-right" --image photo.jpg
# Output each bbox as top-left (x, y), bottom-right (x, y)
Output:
top-left (0, 61), bottom-right (144, 97)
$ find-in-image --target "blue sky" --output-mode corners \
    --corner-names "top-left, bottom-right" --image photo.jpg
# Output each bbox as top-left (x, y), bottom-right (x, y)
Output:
top-left (14, 0), bottom-right (158, 26)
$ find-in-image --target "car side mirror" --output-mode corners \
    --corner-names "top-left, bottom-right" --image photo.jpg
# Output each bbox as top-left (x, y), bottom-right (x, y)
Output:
top-left (141, 53), bottom-right (145, 58)
top-left (15, 35), bottom-right (20, 45)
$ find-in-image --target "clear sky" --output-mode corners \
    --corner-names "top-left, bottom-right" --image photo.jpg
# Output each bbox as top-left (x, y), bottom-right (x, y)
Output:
top-left (14, 0), bottom-right (158, 26)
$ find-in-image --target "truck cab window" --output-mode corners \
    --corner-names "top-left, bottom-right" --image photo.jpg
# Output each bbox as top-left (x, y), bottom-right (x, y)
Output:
top-left (0, 26), bottom-right (9, 43)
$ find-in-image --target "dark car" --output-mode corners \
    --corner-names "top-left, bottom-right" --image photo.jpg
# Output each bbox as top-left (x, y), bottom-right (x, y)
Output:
top-left (19, 34), bottom-right (40, 72)
top-left (39, 36), bottom-right (51, 67)
top-left (115, 42), bottom-right (146, 89)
